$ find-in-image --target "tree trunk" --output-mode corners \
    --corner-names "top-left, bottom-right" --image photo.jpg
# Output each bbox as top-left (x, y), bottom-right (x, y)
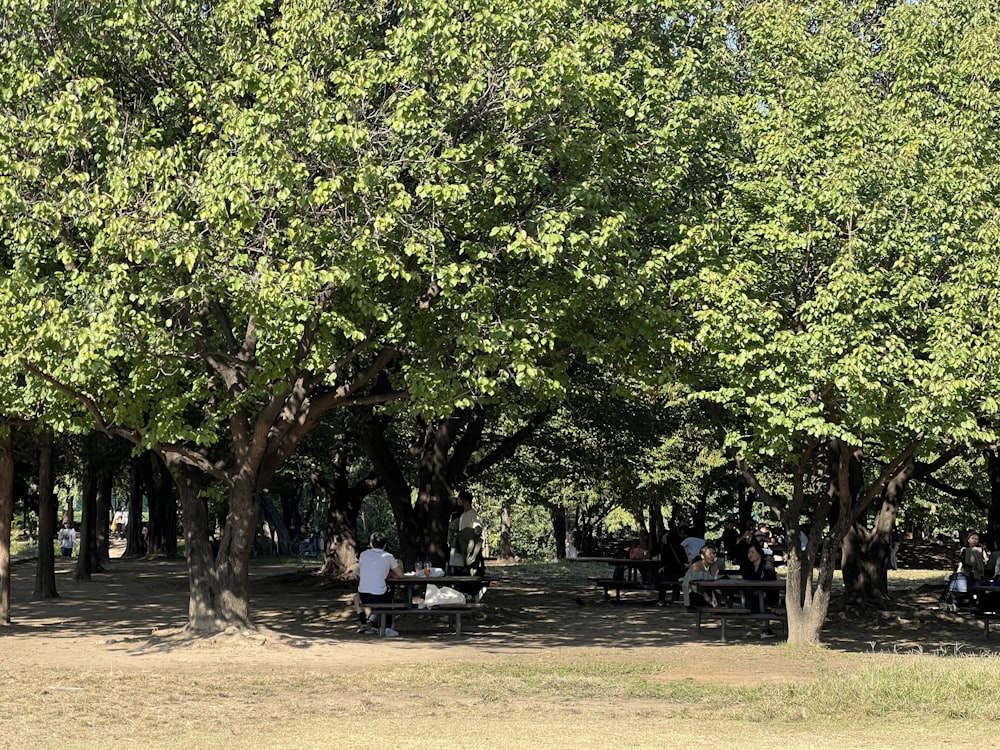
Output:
top-left (0, 432), bottom-right (13, 625)
top-left (258, 492), bottom-right (292, 556)
top-left (213, 476), bottom-right (258, 629)
top-left (499, 501), bottom-right (514, 560)
top-left (551, 505), bottom-right (567, 560)
top-left (123, 456), bottom-right (145, 558)
top-left (97, 470), bottom-right (113, 563)
top-left (986, 449), bottom-right (1000, 552)
top-left (75, 462), bottom-right (98, 582)
top-left (33, 429), bottom-right (58, 599)
top-left (415, 419), bottom-right (456, 567)
top-left (784, 542), bottom-right (832, 644)
top-left (361, 421), bottom-right (422, 569)
top-left (165, 461), bottom-right (256, 633)
top-left (144, 452), bottom-right (178, 557)
top-left (316, 451), bottom-right (379, 578)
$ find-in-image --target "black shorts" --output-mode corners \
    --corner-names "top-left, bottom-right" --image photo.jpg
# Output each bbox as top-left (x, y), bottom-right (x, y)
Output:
top-left (359, 590), bottom-right (393, 606)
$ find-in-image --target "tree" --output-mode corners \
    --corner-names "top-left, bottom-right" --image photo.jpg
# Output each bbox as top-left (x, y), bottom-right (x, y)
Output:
top-left (0, 0), bottom-right (705, 633)
top-left (671, 0), bottom-right (1000, 644)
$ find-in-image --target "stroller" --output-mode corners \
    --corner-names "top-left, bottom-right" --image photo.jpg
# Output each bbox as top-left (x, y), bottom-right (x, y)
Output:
top-left (939, 571), bottom-right (975, 613)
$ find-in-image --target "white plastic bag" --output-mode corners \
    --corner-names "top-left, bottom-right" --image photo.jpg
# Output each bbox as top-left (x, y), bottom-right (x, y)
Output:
top-left (421, 584), bottom-right (466, 608)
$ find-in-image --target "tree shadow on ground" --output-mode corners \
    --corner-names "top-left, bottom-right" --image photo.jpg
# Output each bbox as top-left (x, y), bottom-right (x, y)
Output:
top-left (5, 554), bottom-right (998, 657)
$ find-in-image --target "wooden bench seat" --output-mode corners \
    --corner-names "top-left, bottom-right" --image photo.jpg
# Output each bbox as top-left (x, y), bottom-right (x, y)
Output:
top-left (693, 606), bottom-right (786, 642)
top-left (365, 602), bottom-right (482, 636)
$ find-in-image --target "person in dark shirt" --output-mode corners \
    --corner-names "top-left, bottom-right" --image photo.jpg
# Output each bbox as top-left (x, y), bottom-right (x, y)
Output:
top-left (742, 543), bottom-right (778, 638)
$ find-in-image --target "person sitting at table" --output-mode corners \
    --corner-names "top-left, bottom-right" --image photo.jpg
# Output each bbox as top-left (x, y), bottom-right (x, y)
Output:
top-left (354, 531), bottom-right (404, 636)
top-left (958, 532), bottom-right (990, 586)
top-left (682, 544), bottom-right (721, 608)
top-left (743, 543), bottom-right (778, 638)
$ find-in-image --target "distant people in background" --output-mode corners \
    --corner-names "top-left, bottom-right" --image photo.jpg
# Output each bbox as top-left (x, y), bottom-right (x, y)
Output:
top-left (889, 527), bottom-right (901, 571)
top-left (58, 521), bottom-right (76, 557)
top-left (733, 520), bottom-right (757, 570)
top-left (565, 534), bottom-right (578, 560)
top-left (628, 538), bottom-right (646, 560)
top-left (959, 533), bottom-right (990, 586)
top-left (117, 507), bottom-right (128, 540)
top-left (680, 529), bottom-right (707, 564)
top-left (654, 529), bottom-right (688, 605)
top-left (720, 519), bottom-right (740, 557)
top-left (757, 524), bottom-right (775, 555)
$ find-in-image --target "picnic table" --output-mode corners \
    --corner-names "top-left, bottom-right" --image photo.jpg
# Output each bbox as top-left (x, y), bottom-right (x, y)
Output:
top-left (972, 584), bottom-right (1000, 637)
top-left (571, 556), bottom-right (680, 603)
top-left (362, 574), bottom-right (491, 636)
top-left (389, 574), bottom-right (491, 607)
top-left (688, 578), bottom-right (787, 641)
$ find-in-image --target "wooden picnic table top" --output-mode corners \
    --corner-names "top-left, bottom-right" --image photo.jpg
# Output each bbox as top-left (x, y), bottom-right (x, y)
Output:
top-left (389, 574), bottom-right (491, 586)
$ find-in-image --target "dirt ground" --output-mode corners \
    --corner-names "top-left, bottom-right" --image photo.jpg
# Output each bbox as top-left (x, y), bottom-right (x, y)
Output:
top-left (1, 543), bottom-right (996, 749)
top-left (1, 541), bottom-right (993, 675)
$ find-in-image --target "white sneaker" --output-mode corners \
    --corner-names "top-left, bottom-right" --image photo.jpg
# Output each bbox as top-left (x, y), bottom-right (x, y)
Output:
top-left (384, 627), bottom-right (399, 637)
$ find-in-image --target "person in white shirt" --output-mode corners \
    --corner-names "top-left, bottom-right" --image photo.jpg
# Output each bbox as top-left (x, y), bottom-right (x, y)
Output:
top-left (58, 521), bottom-right (76, 557)
top-left (353, 531), bottom-right (403, 636)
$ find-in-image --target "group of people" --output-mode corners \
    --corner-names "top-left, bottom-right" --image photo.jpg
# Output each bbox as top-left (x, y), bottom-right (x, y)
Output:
top-left (642, 519), bottom-right (779, 638)
top-left (353, 490), bottom-right (486, 637)
top-left (111, 507), bottom-right (128, 541)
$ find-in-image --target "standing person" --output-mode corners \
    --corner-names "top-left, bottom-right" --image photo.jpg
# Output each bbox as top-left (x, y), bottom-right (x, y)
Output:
top-left (720, 519), bottom-right (740, 558)
top-left (58, 521), bottom-right (76, 557)
top-left (680, 528), bottom-right (707, 564)
top-left (448, 490), bottom-right (485, 575)
top-left (117, 505), bottom-right (128, 540)
top-left (353, 531), bottom-right (404, 636)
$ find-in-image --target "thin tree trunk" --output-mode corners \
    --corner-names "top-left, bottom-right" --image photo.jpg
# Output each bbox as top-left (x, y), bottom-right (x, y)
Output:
top-left (123, 457), bottom-right (144, 558)
top-left (33, 429), bottom-right (58, 599)
top-left (0, 432), bottom-right (13, 625)
top-left (75, 463), bottom-right (98, 582)
top-left (97, 470), bottom-right (113, 563)
top-left (499, 502), bottom-right (514, 560)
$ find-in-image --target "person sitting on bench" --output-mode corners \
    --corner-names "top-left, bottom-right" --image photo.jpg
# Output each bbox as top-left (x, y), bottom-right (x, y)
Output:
top-left (742, 543), bottom-right (778, 638)
top-left (354, 531), bottom-right (404, 636)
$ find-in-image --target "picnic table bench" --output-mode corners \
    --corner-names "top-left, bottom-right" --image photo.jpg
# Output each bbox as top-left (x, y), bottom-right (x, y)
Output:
top-left (688, 579), bottom-right (787, 641)
top-left (365, 602), bottom-right (484, 636)
top-left (970, 586), bottom-right (1000, 638)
